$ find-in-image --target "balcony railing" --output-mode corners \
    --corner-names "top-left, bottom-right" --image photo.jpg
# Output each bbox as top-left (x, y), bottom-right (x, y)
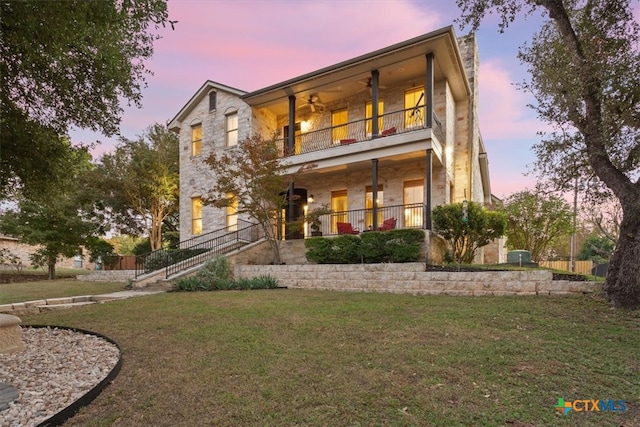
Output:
top-left (275, 107), bottom-right (443, 157)
top-left (307, 203), bottom-right (426, 237)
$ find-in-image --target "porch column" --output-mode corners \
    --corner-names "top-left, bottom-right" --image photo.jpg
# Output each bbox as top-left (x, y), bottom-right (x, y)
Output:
top-left (425, 149), bottom-right (432, 230)
top-left (372, 159), bottom-right (379, 230)
top-left (287, 95), bottom-right (296, 155)
top-left (425, 53), bottom-right (434, 128)
top-left (287, 96), bottom-right (296, 236)
top-left (371, 69), bottom-right (380, 138)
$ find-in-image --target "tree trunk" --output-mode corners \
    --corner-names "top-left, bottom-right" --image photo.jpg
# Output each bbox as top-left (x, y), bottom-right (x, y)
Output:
top-left (150, 211), bottom-right (162, 251)
top-left (603, 201), bottom-right (640, 309)
top-left (48, 256), bottom-right (56, 280)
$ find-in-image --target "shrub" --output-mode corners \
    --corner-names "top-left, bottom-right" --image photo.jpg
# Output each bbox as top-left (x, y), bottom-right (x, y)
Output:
top-left (175, 276), bottom-right (210, 291)
top-left (305, 235), bottom-right (361, 264)
top-left (306, 229), bottom-right (425, 264)
top-left (142, 248), bottom-right (208, 273)
top-left (176, 274), bottom-right (278, 291)
top-left (386, 229), bottom-right (424, 262)
top-left (197, 255), bottom-right (233, 288)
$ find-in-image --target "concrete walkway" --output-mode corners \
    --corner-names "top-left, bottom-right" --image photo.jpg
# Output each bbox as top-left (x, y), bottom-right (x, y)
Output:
top-left (0, 290), bottom-right (165, 314)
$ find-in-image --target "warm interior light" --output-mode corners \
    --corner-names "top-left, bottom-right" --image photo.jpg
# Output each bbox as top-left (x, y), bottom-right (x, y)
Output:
top-left (308, 194), bottom-right (315, 204)
top-left (301, 120), bottom-right (311, 132)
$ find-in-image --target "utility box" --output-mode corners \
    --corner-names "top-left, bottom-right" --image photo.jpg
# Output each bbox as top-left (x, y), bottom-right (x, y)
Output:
top-left (507, 250), bottom-right (532, 265)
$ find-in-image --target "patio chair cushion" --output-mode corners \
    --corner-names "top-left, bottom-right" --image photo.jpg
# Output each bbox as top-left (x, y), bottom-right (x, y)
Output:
top-left (337, 222), bottom-right (359, 235)
top-left (340, 138), bottom-right (357, 145)
top-left (381, 127), bottom-right (396, 136)
top-left (378, 218), bottom-right (396, 231)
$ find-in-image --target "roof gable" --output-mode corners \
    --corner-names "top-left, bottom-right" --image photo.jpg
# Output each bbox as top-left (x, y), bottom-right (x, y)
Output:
top-left (168, 80), bottom-right (247, 131)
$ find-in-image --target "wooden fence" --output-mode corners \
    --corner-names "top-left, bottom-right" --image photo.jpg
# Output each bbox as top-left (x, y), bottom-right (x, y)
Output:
top-left (538, 260), bottom-right (593, 275)
top-left (104, 255), bottom-right (136, 271)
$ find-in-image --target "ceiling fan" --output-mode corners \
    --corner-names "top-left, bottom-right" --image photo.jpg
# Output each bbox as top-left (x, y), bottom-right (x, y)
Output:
top-left (358, 77), bottom-right (387, 93)
top-left (298, 94), bottom-right (325, 112)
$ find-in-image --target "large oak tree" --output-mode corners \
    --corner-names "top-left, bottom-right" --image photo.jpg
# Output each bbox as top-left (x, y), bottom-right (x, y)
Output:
top-left (457, 0), bottom-right (640, 308)
top-left (0, 0), bottom-right (172, 199)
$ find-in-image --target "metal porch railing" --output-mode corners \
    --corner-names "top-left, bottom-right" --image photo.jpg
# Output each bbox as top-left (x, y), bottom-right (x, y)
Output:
top-left (309, 203), bottom-right (426, 236)
top-left (274, 108), bottom-right (443, 157)
top-left (135, 219), bottom-right (263, 279)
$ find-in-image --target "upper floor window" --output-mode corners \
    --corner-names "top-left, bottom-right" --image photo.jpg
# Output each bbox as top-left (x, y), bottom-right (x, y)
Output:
top-left (404, 87), bottom-right (425, 129)
top-left (365, 100), bottom-right (384, 136)
top-left (226, 112), bottom-right (238, 147)
top-left (331, 108), bottom-right (348, 143)
top-left (191, 124), bottom-right (202, 156)
top-left (209, 91), bottom-right (217, 111)
top-left (192, 197), bottom-right (203, 235)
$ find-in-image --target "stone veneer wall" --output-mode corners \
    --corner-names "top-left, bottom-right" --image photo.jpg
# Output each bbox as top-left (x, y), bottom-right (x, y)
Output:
top-left (80, 270), bottom-right (135, 282)
top-left (235, 263), bottom-right (601, 296)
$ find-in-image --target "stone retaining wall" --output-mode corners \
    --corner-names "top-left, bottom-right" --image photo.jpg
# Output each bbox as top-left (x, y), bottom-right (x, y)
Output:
top-left (78, 270), bottom-right (135, 283)
top-left (235, 263), bottom-right (602, 296)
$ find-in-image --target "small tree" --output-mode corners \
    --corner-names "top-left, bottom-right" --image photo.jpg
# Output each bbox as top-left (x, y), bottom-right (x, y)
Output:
top-left (501, 190), bottom-right (575, 261)
top-left (204, 135), bottom-right (313, 264)
top-left (95, 123), bottom-right (179, 251)
top-left (0, 198), bottom-right (101, 279)
top-left (433, 201), bottom-right (506, 264)
top-left (578, 234), bottom-right (614, 264)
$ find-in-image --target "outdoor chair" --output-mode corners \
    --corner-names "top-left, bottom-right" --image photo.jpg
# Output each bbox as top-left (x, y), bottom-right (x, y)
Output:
top-left (337, 222), bottom-right (359, 235)
top-left (378, 217), bottom-right (396, 231)
top-left (381, 127), bottom-right (397, 137)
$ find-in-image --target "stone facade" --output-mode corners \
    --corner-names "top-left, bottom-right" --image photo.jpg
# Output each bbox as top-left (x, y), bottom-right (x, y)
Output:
top-left (170, 28), bottom-right (494, 265)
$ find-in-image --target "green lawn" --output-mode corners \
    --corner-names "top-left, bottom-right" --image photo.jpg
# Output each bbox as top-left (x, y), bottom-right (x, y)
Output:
top-left (17, 289), bottom-right (639, 427)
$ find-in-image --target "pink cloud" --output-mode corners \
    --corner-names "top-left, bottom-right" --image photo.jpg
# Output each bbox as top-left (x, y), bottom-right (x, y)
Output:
top-left (478, 59), bottom-right (546, 141)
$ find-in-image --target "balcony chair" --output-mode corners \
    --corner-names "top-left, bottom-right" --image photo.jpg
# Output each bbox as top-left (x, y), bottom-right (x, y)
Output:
top-left (337, 222), bottom-right (359, 235)
top-left (381, 127), bottom-right (397, 137)
top-left (378, 217), bottom-right (396, 231)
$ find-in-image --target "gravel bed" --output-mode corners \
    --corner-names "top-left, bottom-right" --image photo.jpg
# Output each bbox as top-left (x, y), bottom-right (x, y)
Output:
top-left (0, 327), bottom-right (120, 427)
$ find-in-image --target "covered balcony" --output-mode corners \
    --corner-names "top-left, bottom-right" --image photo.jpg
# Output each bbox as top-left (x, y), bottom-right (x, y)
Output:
top-left (272, 106), bottom-right (445, 159)
top-left (299, 203), bottom-right (426, 238)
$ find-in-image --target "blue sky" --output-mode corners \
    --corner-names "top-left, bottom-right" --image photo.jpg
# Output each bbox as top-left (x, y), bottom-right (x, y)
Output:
top-left (69, 0), bottom-right (589, 198)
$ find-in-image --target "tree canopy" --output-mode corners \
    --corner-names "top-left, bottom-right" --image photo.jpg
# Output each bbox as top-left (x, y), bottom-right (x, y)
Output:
top-left (433, 201), bottom-right (506, 264)
top-left (501, 190), bottom-right (575, 261)
top-left (0, 0), bottom-right (172, 199)
top-left (93, 123), bottom-right (179, 251)
top-left (204, 135), bottom-right (313, 264)
top-left (0, 142), bottom-right (111, 279)
top-left (456, 0), bottom-right (640, 308)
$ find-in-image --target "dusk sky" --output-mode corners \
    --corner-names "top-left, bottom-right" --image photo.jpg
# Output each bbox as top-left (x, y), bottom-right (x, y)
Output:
top-left (70, 0), bottom-right (636, 198)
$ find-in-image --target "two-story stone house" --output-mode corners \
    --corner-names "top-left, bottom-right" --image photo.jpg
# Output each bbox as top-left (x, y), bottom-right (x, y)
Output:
top-left (169, 26), bottom-right (491, 248)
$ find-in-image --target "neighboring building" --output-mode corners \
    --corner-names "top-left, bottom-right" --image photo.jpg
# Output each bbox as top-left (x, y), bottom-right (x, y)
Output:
top-left (169, 26), bottom-right (492, 246)
top-left (0, 235), bottom-right (97, 271)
